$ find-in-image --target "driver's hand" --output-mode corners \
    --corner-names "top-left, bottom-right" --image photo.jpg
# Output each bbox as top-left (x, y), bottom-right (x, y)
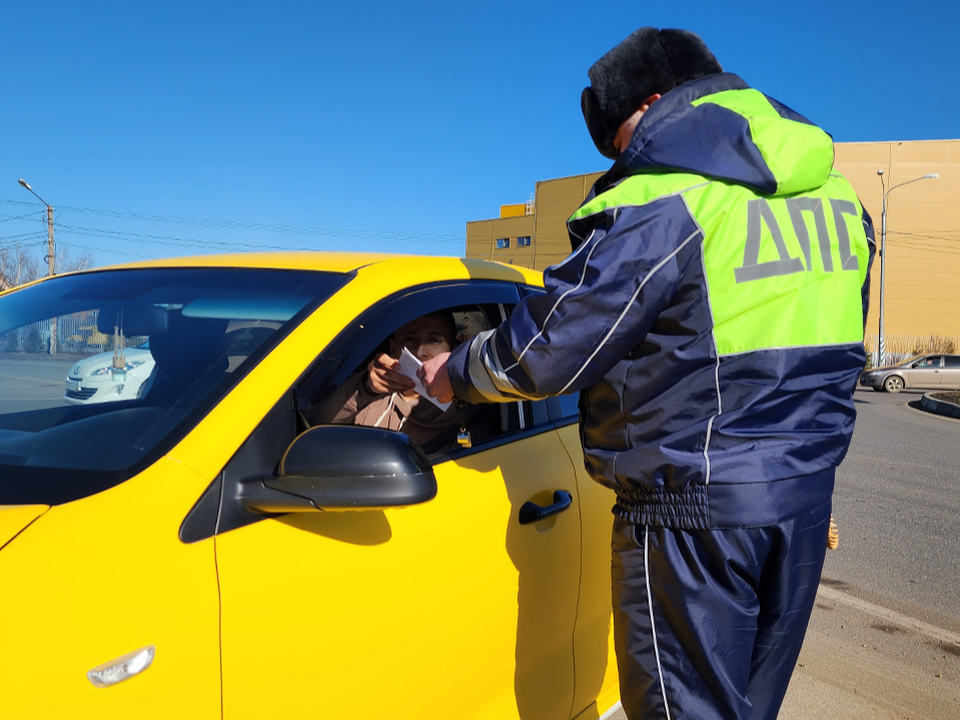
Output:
top-left (366, 353), bottom-right (415, 396)
top-left (419, 352), bottom-right (454, 403)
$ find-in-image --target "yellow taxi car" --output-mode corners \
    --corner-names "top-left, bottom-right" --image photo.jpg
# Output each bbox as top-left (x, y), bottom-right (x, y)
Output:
top-left (0, 253), bottom-right (621, 720)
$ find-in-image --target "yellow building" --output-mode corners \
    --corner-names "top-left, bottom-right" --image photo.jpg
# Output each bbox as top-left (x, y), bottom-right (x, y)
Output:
top-left (466, 140), bottom-right (960, 346)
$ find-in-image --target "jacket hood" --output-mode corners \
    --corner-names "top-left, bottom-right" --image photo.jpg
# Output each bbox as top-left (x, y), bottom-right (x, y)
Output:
top-left (594, 73), bottom-right (835, 198)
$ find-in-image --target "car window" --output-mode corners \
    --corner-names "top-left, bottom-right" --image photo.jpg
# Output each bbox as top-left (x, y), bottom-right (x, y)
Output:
top-left (303, 302), bottom-right (511, 454)
top-left (295, 281), bottom-right (540, 456)
top-left (944, 356), bottom-right (960, 368)
top-left (304, 303), bottom-right (506, 453)
top-left (0, 268), bottom-right (348, 504)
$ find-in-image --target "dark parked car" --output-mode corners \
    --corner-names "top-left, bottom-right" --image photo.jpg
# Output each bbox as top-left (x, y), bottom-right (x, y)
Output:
top-left (860, 354), bottom-right (960, 393)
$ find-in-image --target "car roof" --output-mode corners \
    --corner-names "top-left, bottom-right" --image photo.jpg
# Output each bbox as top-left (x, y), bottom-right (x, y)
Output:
top-left (46, 252), bottom-right (544, 286)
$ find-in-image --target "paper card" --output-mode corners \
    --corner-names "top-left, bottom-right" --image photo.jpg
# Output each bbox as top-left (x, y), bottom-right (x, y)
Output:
top-left (397, 347), bottom-right (452, 412)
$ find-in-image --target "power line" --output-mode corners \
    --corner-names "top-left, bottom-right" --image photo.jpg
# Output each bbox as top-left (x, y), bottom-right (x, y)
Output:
top-left (889, 230), bottom-right (960, 243)
top-left (898, 244), bottom-right (960, 256)
top-left (888, 240), bottom-right (960, 255)
top-left (0, 211), bottom-right (46, 223)
top-left (0, 231), bottom-right (47, 243)
top-left (0, 197), bottom-right (464, 244)
top-left (56, 241), bottom-right (154, 260)
top-left (0, 241), bottom-right (46, 254)
top-left (57, 224), bottom-right (322, 252)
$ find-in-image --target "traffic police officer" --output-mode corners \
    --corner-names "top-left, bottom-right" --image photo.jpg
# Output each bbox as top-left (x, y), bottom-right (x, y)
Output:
top-left (421, 27), bottom-right (875, 720)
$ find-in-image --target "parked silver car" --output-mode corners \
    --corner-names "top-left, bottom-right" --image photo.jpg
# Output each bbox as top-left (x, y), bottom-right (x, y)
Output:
top-left (859, 354), bottom-right (960, 393)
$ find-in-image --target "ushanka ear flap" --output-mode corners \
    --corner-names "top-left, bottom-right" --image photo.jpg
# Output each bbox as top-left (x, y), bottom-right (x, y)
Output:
top-left (581, 86), bottom-right (619, 160)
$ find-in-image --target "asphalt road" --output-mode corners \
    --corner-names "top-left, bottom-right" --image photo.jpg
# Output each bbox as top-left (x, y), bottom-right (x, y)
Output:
top-left (826, 387), bottom-right (960, 628)
top-left (0, 354), bottom-right (77, 413)
top-left (780, 387), bottom-right (960, 720)
top-left (606, 386), bottom-right (960, 719)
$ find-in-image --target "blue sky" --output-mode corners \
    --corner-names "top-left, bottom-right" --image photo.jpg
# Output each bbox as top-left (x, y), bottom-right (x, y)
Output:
top-left (1, 0), bottom-right (956, 269)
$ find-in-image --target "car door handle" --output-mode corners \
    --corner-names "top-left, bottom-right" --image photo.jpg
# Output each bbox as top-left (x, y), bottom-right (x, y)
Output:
top-left (519, 490), bottom-right (573, 525)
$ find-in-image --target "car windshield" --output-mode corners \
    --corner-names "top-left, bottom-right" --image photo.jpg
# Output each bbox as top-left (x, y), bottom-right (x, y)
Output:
top-left (0, 267), bottom-right (348, 504)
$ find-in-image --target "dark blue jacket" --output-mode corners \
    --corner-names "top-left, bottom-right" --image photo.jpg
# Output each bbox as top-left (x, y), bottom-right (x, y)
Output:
top-left (449, 73), bottom-right (875, 529)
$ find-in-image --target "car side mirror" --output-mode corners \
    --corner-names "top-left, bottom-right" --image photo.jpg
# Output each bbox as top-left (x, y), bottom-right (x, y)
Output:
top-left (239, 425), bottom-right (437, 514)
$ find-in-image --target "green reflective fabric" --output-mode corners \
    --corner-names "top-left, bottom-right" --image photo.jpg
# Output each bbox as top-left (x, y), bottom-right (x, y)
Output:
top-left (686, 176), bottom-right (869, 356)
top-left (691, 89), bottom-right (834, 196)
top-left (569, 173), bottom-right (709, 222)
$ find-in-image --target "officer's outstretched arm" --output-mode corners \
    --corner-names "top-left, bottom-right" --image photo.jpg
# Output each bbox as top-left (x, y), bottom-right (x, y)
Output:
top-left (449, 202), bottom-right (690, 403)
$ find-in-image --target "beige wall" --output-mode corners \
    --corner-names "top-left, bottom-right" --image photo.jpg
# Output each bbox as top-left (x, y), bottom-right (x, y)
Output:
top-left (530, 173), bottom-right (602, 270)
top-left (836, 140), bottom-right (960, 340)
top-left (467, 139), bottom-right (960, 338)
top-left (465, 215), bottom-right (535, 267)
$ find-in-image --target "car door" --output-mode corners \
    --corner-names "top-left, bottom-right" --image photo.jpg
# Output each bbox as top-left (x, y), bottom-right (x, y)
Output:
top-left (941, 356), bottom-right (960, 389)
top-left (211, 281), bottom-right (583, 720)
top-left (516, 284), bottom-right (622, 719)
top-left (906, 356), bottom-right (943, 389)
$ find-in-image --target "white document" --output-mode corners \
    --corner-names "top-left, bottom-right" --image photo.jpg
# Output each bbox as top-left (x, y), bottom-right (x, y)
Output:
top-left (397, 347), bottom-right (452, 412)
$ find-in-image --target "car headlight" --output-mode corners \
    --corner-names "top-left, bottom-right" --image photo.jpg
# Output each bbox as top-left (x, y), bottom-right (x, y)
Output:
top-left (90, 360), bottom-right (146, 376)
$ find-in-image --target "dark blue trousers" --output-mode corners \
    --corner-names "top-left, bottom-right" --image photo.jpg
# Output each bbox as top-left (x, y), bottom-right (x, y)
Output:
top-left (611, 498), bottom-right (831, 720)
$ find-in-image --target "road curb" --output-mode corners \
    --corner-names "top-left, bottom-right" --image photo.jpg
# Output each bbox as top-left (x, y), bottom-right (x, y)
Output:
top-left (920, 393), bottom-right (960, 419)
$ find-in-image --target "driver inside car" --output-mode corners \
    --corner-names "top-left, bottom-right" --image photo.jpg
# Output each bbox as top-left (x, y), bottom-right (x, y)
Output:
top-left (312, 311), bottom-right (496, 454)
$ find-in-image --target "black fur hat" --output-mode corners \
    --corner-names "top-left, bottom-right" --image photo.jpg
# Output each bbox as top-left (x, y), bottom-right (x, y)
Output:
top-left (581, 28), bottom-right (722, 159)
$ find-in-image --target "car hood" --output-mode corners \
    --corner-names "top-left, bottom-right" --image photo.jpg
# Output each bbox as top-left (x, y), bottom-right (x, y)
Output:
top-left (69, 348), bottom-right (153, 377)
top-left (865, 364), bottom-right (906, 373)
top-left (0, 505), bottom-right (48, 550)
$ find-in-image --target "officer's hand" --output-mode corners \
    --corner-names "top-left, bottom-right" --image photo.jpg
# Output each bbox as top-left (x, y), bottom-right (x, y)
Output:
top-left (419, 352), bottom-right (454, 403)
top-left (366, 353), bottom-right (415, 396)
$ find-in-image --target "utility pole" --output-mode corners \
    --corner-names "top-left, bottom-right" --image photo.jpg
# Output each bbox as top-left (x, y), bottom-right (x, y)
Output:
top-left (18, 178), bottom-right (57, 354)
top-left (875, 170), bottom-right (938, 366)
top-left (46, 203), bottom-right (55, 278)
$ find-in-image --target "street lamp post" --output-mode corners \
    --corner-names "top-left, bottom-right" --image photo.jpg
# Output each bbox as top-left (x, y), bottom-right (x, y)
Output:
top-left (875, 171), bottom-right (939, 367)
top-left (17, 179), bottom-right (55, 278)
top-left (17, 178), bottom-right (57, 354)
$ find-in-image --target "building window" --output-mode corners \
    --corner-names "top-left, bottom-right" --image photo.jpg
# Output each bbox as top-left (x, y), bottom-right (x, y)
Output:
top-left (517, 236), bottom-right (531, 247)
top-left (495, 238), bottom-right (510, 249)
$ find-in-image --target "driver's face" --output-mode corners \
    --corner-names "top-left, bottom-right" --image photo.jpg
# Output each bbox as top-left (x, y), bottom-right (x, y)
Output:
top-left (389, 315), bottom-right (454, 362)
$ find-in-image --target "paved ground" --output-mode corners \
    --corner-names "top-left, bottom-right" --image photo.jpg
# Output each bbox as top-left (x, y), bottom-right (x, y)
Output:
top-left (779, 388), bottom-right (960, 719)
top-left (781, 584), bottom-right (960, 720)
top-left (604, 387), bottom-right (960, 719)
top-left (825, 388), bottom-right (960, 623)
top-left (0, 353), bottom-right (77, 412)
